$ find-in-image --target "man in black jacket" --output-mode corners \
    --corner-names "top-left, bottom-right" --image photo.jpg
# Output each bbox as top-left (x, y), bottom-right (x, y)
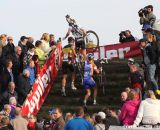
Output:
top-left (1, 82), bottom-right (18, 105)
top-left (17, 69), bottom-right (31, 105)
top-left (0, 36), bottom-right (15, 66)
top-left (140, 39), bottom-right (160, 95)
top-left (119, 30), bottom-right (135, 43)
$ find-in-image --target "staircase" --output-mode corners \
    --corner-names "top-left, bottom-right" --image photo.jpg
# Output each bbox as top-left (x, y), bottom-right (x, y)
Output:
top-left (38, 59), bottom-right (137, 118)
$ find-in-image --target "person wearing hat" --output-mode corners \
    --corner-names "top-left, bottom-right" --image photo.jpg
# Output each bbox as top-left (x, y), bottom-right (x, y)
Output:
top-left (139, 5), bottom-right (156, 29)
top-left (139, 39), bottom-right (160, 95)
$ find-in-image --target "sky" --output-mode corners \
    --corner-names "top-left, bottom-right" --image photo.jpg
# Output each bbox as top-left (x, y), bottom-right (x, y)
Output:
top-left (0, 0), bottom-right (160, 46)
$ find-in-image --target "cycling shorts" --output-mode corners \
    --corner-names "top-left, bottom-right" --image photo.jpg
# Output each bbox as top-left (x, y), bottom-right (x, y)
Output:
top-left (84, 78), bottom-right (96, 90)
top-left (75, 38), bottom-right (85, 50)
top-left (62, 61), bottom-right (74, 74)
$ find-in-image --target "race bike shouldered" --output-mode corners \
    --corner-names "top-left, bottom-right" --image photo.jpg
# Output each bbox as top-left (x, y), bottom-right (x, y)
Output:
top-left (65, 14), bottom-right (99, 52)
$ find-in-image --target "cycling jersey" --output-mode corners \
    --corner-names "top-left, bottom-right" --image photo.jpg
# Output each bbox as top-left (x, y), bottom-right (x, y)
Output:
top-left (63, 44), bottom-right (75, 62)
top-left (69, 25), bottom-right (83, 39)
top-left (84, 61), bottom-right (92, 80)
top-left (84, 61), bottom-right (96, 89)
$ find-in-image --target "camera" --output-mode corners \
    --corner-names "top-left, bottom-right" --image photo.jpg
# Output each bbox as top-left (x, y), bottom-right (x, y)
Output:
top-left (138, 6), bottom-right (148, 17)
top-left (119, 31), bottom-right (126, 37)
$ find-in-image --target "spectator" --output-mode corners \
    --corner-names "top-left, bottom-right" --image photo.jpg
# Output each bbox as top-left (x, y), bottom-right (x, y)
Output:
top-left (0, 34), bottom-right (7, 57)
top-left (0, 116), bottom-right (14, 130)
top-left (0, 105), bottom-right (11, 119)
top-left (23, 43), bottom-right (35, 68)
top-left (84, 113), bottom-right (94, 125)
top-left (27, 37), bottom-right (34, 49)
top-left (40, 33), bottom-right (52, 54)
top-left (119, 30), bottom-right (135, 43)
top-left (94, 115), bottom-right (105, 130)
top-left (52, 107), bottom-right (65, 130)
top-left (139, 5), bottom-right (156, 28)
top-left (97, 112), bottom-right (106, 122)
top-left (131, 90), bottom-right (160, 127)
top-left (35, 40), bottom-right (47, 66)
top-left (1, 36), bottom-right (15, 67)
top-left (47, 108), bottom-right (56, 130)
top-left (49, 34), bottom-right (57, 47)
top-left (65, 113), bottom-right (73, 123)
top-left (1, 59), bottom-right (14, 93)
top-left (125, 87), bottom-right (131, 94)
top-left (0, 112), bottom-right (5, 126)
top-left (17, 69), bottom-right (31, 104)
top-left (12, 46), bottom-right (23, 85)
top-left (32, 55), bottom-right (40, 77)
top-left (139, 39), bottom-right (160, 95)
top-left (119, 89), bottom-right (140, 126)
top-left (129, 65), bottom-right (144, 100)
top-left (18, 36), bottom-right (28, 57)
top-left (105, 108), bottom-right (120, 130)
top-left (10, 107), bottom-right (28, 130)
top-left (28, 114), bottom-right (43, 130)
top-left (9, 97), bottom-right (17, 119)
top-left (65, 107), bottom-right (93, 130)
top-left (127, 58), bottom-right (135, 67)
top-left (1, 82), bottom-right (18, 105)
top-left (26, 60), bottom-right (36, 87)
top-left (120, 91), bottom-right (128, 106)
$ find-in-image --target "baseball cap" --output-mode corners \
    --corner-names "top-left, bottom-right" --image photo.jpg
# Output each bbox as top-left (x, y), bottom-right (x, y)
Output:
top-left (128, 58), bottom-right (135, 63)
top-left (97, 112), bottom-right (106, 119)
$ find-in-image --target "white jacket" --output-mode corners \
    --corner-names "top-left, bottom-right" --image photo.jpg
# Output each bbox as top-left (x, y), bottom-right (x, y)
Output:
top-left (134, 98), bottom-right (160, 126)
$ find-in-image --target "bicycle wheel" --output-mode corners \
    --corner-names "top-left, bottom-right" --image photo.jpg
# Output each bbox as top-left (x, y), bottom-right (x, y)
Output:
top-left (85, 30), bottom-right (99, 50)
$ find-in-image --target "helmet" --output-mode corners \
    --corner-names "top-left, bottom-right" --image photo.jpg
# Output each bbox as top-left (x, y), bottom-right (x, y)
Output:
top-left (65, 14), bottom-right (70, 19)
top-left (87, 53), bottom-right (94, 61)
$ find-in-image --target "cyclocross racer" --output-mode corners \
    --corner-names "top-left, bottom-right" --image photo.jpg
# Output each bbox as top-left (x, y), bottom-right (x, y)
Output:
top-left (61, 37), bottom-right (77, 96)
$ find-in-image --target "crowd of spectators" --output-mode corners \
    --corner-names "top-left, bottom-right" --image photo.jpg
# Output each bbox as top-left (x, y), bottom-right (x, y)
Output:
top-left (0, 3), bottom-right (160, 130)
top-left (0, 33), bottom-right (58, 129)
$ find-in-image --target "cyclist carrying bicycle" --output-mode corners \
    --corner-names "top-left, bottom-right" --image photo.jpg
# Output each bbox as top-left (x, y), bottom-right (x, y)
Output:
top-left (61, 37), bottom-right (77, 96)
top-left (83, 53), bottom-right (100, 106)
top-left (63, 15), bottom-right (87, 60)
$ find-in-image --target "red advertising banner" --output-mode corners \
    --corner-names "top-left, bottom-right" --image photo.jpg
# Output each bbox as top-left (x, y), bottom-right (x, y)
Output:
top-left (21, 43), bottom-right (62, 116)
top-left (87, 41), bottom-right (141, 60)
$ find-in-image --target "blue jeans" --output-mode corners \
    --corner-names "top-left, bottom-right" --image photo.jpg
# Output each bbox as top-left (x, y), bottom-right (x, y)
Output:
top-left (147, 64), bottom-right (159, 90)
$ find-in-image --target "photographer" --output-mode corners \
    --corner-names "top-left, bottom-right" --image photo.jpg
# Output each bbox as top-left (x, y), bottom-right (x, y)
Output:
top-left (139, 5), bottom-right (156, 28)
top-left (119, 30), bottom-right (135, 43)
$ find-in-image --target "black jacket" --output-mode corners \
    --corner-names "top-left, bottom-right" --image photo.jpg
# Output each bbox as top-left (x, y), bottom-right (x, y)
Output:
top-left (119, 35), bottom-right (135, 43)
top-left (12, 53), bottom-right (23, 86)
top-left (0, 68), bottom-right (13, 93)
top-left (1, 43), bottom-right (15, 59)
top-left (17, 74), bottom-right (31, 104)
top-left (142, 43), bottom-right (157, 65)
top-left (1, 90), bottom-right (18, 105)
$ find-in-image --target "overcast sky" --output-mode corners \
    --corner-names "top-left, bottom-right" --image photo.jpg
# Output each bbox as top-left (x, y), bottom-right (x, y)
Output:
top-left (0, 0), bottom-right (160, 45)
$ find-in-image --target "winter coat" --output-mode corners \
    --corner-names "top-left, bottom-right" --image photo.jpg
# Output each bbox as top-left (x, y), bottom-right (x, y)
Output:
top-left (119, 100), bottom-right (140, 125)
top-left (133, 98), bottom-right (160, 126)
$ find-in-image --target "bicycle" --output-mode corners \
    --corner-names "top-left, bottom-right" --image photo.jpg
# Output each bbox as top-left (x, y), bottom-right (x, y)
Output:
top-left (65, 15), bottom-right (99, 51)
